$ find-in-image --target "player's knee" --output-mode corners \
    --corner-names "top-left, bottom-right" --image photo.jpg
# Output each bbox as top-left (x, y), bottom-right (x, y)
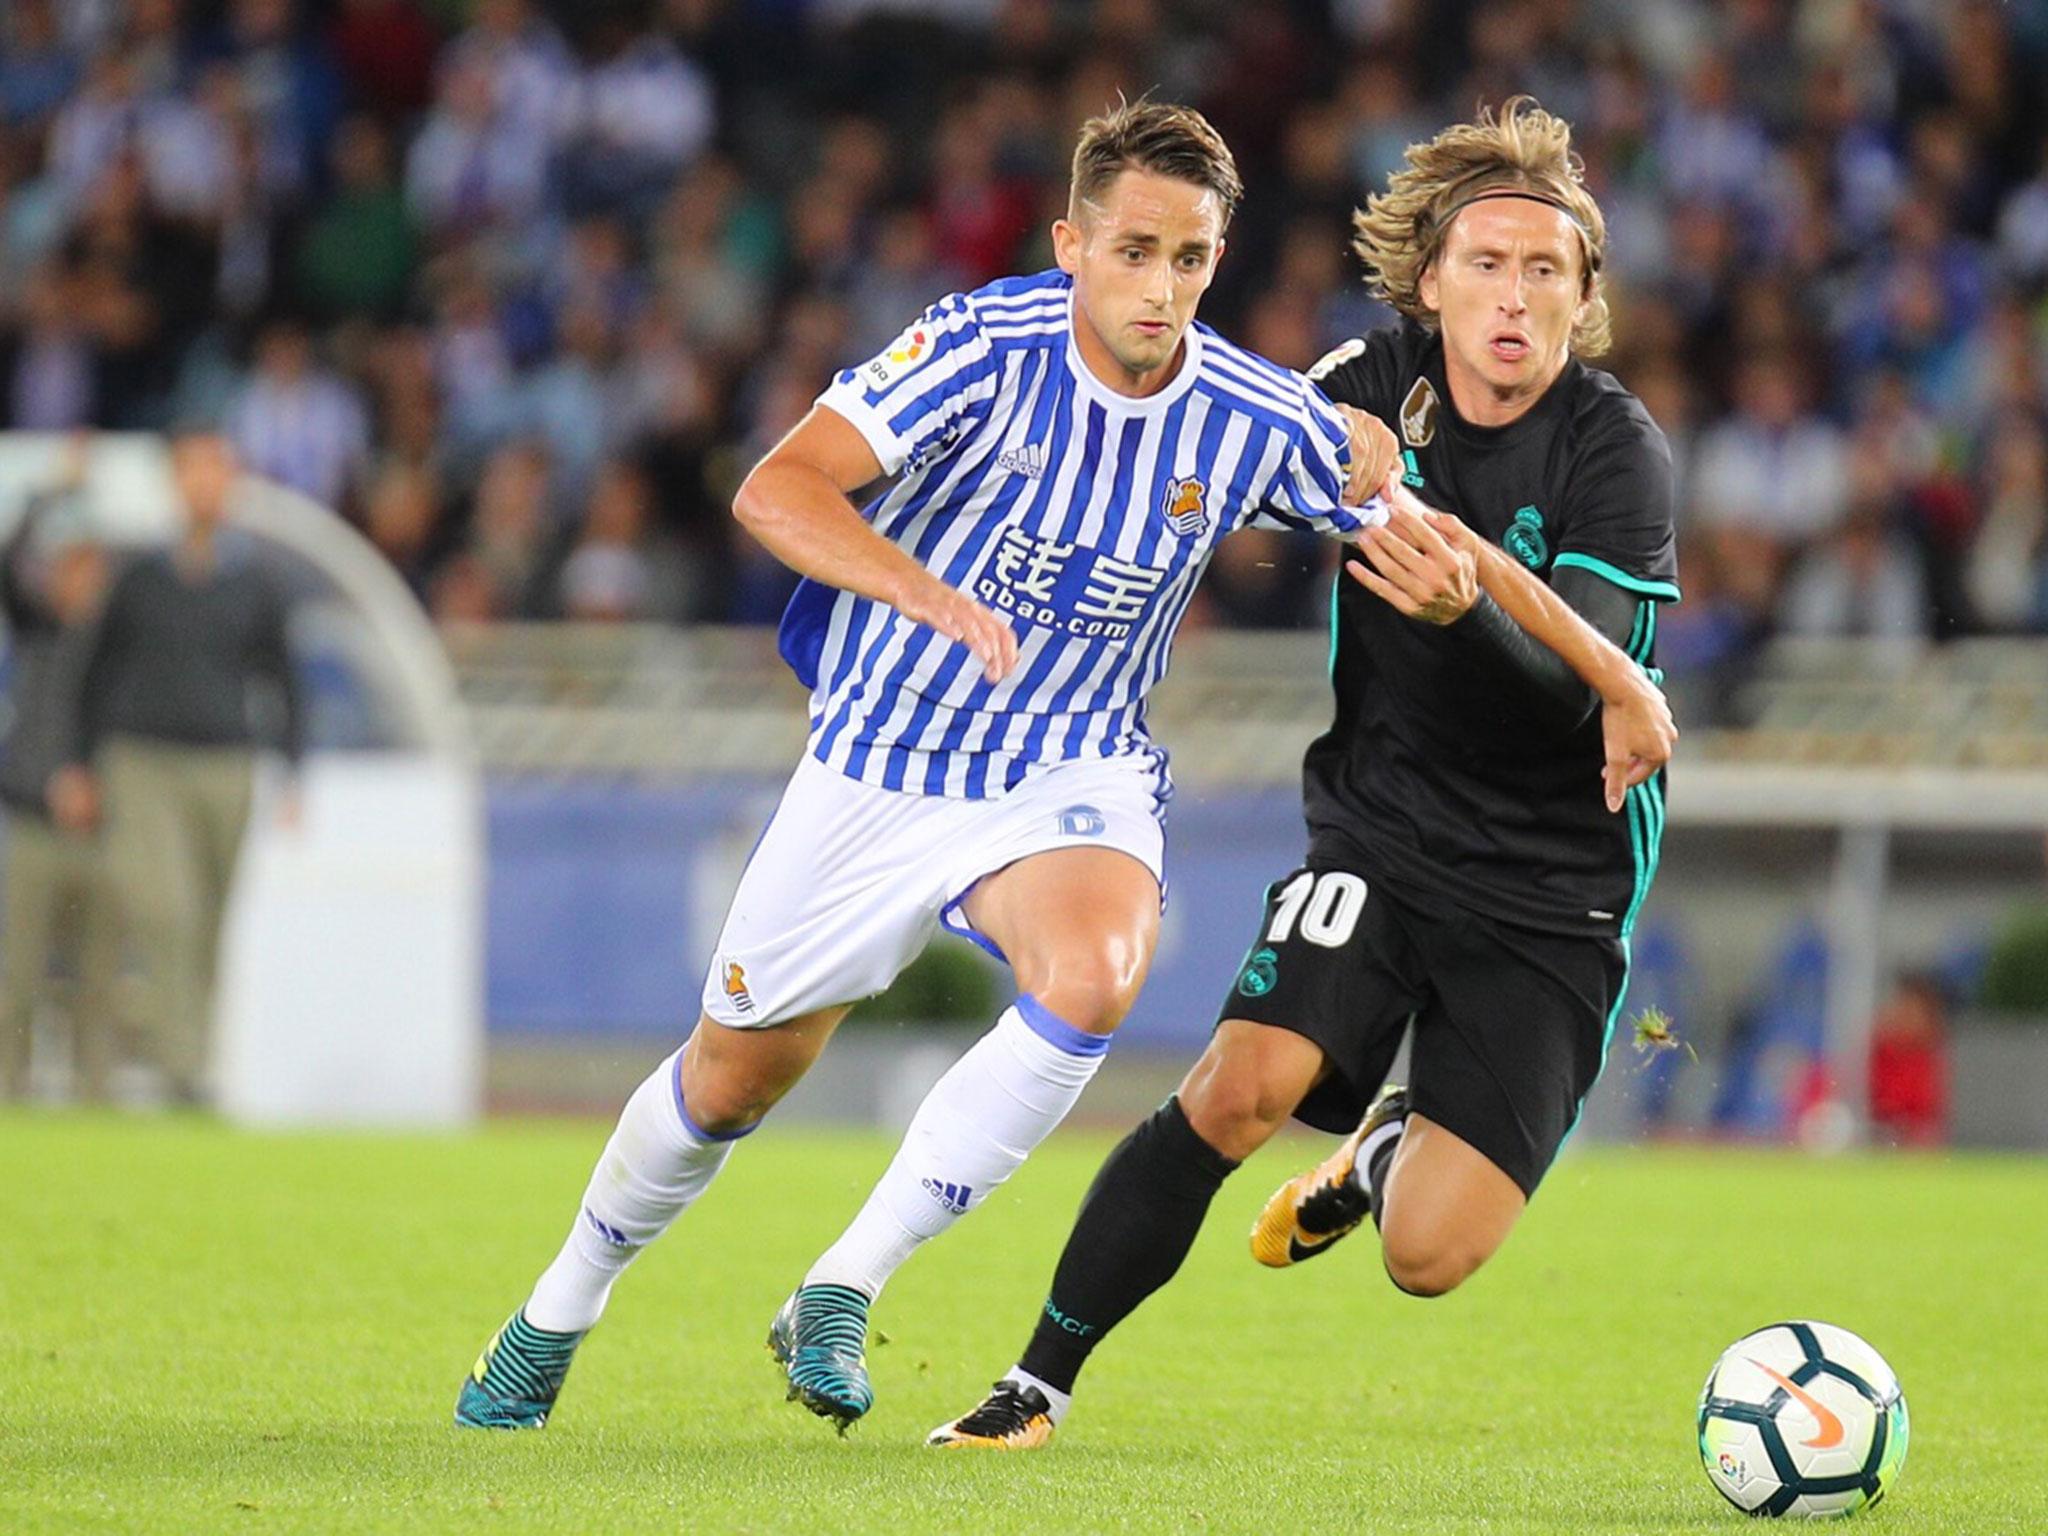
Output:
top-left (1028, 951), bottom-right (1144, 1036)
top-left (676, 1057), bottom-right (778, 1135)
top-left (679, 1080), bottom-right (769, 1135)
top-left (1380, 1232), bottom-right (1490, 1298)
top-left (1178, 1064), bottom-right (1293, 1163)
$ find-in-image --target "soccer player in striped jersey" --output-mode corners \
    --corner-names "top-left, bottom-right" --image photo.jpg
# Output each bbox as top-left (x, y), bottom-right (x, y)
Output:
top-left (931, 99), bottom-right (1682, 1451)
top-left (456, 100), bottom-right (1672, 1435)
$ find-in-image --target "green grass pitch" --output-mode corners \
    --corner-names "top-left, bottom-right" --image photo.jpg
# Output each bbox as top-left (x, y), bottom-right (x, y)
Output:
top-left (4, 1111), bottom-right (2044, 1534)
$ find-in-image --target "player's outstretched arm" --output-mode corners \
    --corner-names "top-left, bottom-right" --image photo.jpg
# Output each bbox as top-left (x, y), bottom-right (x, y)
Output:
top-left (1345, 489), bottom-right (1674, 812)
top-left (1425, 506), bottom-right (1674, 811)
top-left (734, 404), bottom-right (1019, 683)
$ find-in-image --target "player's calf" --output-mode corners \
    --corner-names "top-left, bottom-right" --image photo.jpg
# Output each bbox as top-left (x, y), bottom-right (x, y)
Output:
top-left (1373, 1109), bottom-right (1528, 1293)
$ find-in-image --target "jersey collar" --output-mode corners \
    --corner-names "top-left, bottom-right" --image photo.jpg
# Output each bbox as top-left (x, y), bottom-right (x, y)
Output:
top-left (1064, 289), bottom-right (1205, 416)
top-left (1425, 334), bottom-right (1580, 445)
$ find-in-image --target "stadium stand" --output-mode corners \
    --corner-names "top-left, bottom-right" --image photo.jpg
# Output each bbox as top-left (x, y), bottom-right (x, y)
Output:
top-left (0, 0), bottom-right (2041, 724)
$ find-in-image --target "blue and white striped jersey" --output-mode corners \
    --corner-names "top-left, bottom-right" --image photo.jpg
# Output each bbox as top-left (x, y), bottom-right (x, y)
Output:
top-left (778, 268), bottom-right (1385, 803)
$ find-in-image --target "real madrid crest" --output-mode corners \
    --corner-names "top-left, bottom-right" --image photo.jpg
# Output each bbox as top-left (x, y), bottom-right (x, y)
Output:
top-left (1504, 506), bottom-right (1549, 570)
top-left (1400, 376), bottom-right (1439, 448)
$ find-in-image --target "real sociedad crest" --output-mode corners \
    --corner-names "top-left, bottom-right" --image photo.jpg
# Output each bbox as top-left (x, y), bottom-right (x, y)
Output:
top-left (721, 960), bottom-right (755, 1015)
top-left (1162, 475), bottom-right (1208, 536)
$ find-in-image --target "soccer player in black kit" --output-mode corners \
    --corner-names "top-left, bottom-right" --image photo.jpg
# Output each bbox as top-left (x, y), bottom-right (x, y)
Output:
top-left (930, 98), bottom-right (1680, 1448)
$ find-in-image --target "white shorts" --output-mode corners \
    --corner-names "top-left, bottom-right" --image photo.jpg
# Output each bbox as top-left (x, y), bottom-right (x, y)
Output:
top-left (700, 753), bottom-right (1167, 1028)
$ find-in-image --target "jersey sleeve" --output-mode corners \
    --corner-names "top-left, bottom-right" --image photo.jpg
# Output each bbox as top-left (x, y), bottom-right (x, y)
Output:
top-left (816, 292), bottom-right (999, 478)
top-left (1551, 411), bottom-right (1682, 605)
top-left (1251, 379), bottom-right (1388, 536)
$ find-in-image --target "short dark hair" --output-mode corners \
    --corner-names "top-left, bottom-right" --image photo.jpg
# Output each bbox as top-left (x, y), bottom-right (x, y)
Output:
top-left (1069, 98), bottom-right (1242, 227)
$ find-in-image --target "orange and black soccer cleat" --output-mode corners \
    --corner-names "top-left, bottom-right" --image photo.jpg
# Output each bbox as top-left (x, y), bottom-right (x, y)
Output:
top-left (927, 1380), bottom-right (1056, 1450)
top-left (1249, 1084), bottom-right (1408, 1267)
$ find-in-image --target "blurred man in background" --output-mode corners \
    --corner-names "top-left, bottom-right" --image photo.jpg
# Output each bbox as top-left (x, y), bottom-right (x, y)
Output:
top-left (50, 429), bottom-right (301, 1105)
top-left (0, 445), bottom-right (115, 1101)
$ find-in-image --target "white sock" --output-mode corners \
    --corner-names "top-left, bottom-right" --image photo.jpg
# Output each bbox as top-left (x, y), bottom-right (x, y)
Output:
top-left (1347, 1112), bottom-right (1407, 1209)
top-left (805, 998), bottom-right (1108, 1299)
top-left (1005, 1366), bottom-right (1073, 1425)
top-left (524, 1046), bottom-right (749, 1332)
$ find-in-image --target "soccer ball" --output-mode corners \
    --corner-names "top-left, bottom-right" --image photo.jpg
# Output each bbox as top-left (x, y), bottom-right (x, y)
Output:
top-left (1696, 1321), bottom-right (1908, 1519)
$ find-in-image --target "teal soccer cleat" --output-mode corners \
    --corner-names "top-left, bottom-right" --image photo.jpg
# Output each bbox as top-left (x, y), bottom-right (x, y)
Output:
top-left (768, 1284), bottom-right (874, 1430)
top-left (454, 1310), bottom-right (585, 1429)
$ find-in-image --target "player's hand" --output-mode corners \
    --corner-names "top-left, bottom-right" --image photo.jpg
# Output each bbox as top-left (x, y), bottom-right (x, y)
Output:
top-left (1416, 502), bottom-right (1482, 556)
top-left (901, 576), bottom-right (1019, 683)
top-left (1344, 502), bottom-right (1478, 625)
top-left (47, 765), bottom-right (100, 832)
top-left (1599, 668), bottom-right (1677, 814)
top-left (1335, 405), bottom-right (1399, 506)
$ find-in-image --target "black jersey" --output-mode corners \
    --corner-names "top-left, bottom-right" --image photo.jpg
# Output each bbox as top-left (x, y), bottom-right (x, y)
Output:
top-left (1304, 322), bottom-right (1679, 939)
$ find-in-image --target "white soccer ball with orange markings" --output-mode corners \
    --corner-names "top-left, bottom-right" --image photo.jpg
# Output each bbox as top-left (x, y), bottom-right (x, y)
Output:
top-left (1696, 1321), bottom-right (1908, 1519)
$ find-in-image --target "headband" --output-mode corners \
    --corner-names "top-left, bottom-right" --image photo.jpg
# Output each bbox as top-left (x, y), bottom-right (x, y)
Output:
top-left (1429, 188), bottom-right (1600, 267)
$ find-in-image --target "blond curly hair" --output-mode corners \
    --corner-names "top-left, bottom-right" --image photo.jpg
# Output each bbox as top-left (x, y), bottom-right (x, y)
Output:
top-left (1352, 97), bottom-right (1611, 357)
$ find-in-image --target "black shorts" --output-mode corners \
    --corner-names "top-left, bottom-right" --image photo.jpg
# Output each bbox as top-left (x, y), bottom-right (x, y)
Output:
top-left (1218, 864), bottom-right (1628, 1197)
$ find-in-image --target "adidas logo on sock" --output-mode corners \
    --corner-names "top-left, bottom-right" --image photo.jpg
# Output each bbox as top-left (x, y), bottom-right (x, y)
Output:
top-left (582, 1206), bottom-right (632, 1248)
top-left (921, 1177), bottom-right (973, 1214)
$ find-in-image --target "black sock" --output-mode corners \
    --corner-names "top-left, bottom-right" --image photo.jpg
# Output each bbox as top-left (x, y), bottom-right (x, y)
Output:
top-left (1365, 1114), bottom-right (1404, 1230)
top-left (1017, 1095), bottom-right (1238, 1394)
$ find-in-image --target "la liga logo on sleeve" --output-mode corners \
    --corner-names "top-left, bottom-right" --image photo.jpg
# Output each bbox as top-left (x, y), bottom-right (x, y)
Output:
top-left (865, 323), bottom-right (934, 388)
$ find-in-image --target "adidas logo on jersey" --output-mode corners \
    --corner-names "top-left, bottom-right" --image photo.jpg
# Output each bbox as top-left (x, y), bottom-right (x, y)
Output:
top-left (997, 443), bottom-right (1045, 480)
top-left (921, 1177), bottom-right (974, 1214)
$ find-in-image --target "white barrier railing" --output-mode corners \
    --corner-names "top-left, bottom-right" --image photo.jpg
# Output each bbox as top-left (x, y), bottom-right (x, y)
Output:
top-left (449, 623), bottom-right (2048, 1140)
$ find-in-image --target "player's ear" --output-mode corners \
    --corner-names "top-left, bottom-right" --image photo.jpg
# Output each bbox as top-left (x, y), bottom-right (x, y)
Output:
top-left (1052, 217), bottom-right (1082, 276)
top-left (1418, 260), bottom-right (1440, 315)
top-left (1573, 262), bottom-right (1597, 336)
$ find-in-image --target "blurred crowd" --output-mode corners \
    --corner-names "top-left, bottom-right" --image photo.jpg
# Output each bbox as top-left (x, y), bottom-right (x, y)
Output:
top-left (2, 0), bottom-right (2046, 708)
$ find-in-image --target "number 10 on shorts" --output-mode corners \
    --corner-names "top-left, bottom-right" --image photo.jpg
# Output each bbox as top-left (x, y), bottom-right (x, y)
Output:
top-left (1266, 871), bottom-right (1367, 948)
